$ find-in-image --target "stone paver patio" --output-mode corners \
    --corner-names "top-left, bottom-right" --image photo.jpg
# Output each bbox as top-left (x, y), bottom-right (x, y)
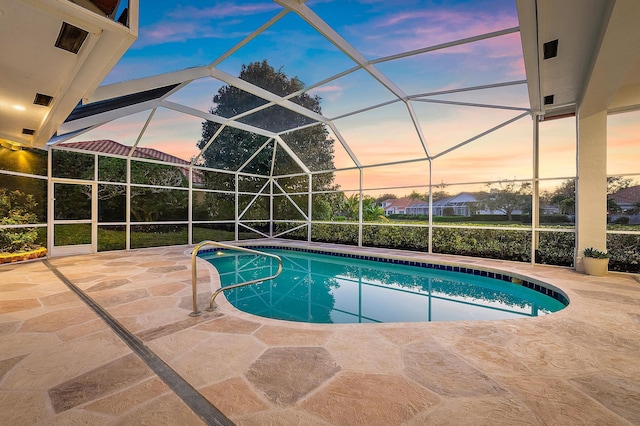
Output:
top-left (1, 240), bottom-right (639, 425)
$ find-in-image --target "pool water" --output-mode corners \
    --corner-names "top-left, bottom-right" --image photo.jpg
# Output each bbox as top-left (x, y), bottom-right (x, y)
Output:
top-left (200, 248), bottom-right (566, 324)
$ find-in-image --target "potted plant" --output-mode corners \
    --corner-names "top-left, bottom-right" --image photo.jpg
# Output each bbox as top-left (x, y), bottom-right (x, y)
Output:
top-left (582, 247), bottom-right (610, 276)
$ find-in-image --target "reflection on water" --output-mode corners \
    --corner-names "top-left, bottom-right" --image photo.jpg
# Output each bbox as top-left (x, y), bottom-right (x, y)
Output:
top-left (202, 249), bottom-right (565, 324)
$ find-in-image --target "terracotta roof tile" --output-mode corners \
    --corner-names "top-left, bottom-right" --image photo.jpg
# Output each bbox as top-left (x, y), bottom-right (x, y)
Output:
top-left (58, 140), bottom-right (190, 164)
top-left (609, 185), bottom-right (640, 204)
top-left (57, 140), bottom-right (202, 183)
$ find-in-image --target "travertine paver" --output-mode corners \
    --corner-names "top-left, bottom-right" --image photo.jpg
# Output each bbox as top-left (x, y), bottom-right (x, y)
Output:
top-left (1, 241), bottom-right (639, 425)
top-left (48, 353), bottom-right (152, 413)
top-left (403, 337), bottom-right (507, 397)
top-left (246, 347), bottom-right (341, 404)
top-left (301, 371), bottom-right (440, 425)
top-left (199, 377), bottom-right (269, 416)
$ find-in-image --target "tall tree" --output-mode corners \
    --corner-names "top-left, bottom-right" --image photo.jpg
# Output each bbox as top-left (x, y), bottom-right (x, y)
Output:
top-left (477, 180), bottom-right (531, 221)
top-left (548, 179), bottom-right (575, 215)
top-left (198, 60), bottom-right (335, 189)
top-left (197, 60), bottom-right (336, 221)
top-left (406, 190), bottom-right (425, 200)
top-left (430, 190), bottom-right (451, 202)
top-left (547, 177), bottom-right (637, 215)
top-left (607, 176), bottom-right (635, 194)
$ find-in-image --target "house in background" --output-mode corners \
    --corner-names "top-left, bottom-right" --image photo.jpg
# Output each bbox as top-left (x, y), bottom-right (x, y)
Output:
top-left (609, 185), bottom-right (640, 212)
top-left (608, 185), bottom-right (640, 224)
top-left (431, 192), bottom-right (479, 216)
top-left (540, 205), bottom-right (562, 215)
top-left (383, 193), bottom-right (480, 217)
top-left (380, 198), bottom-right (420, 215)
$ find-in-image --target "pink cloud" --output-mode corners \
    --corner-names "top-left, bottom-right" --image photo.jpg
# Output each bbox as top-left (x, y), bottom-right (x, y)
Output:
top-left (347, 6), bottom-right (519, 59)
top-left (309, 84), bottom-right (344, 102)
top-left (134, 2), bottom-right (281, 48)
top-left (142, 22), bottom-right (200, 45)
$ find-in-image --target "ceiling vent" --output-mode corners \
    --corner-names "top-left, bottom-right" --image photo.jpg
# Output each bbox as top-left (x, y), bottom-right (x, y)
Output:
top-left (543, 39), bottom-right (558, 59)
top-left (33, 93), bottom-right (54, 107)
top-left (55, 22), bottom-right (89, 54)
top-left (544, 95), bottom-right (555, 105)
top-left (22, 128), bottom-right (36, 135)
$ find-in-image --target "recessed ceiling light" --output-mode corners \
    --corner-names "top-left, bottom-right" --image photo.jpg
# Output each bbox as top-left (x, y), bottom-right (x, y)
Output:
top-left (543, 39), bottom-right (559, 59)
top-left (12, 105), bottom-right (26, 111)
top-left (34, 93), bottom-right (54, 107)
top-left (55, 22), bottom-right (89, 54)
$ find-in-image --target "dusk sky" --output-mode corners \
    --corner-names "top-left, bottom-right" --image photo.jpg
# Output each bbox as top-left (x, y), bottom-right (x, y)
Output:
top-left (71, 0), bottom-right (637, 195)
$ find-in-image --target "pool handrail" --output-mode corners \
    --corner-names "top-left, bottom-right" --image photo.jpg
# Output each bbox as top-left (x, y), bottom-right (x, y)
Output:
top-left (189, 241), bottom-right (283, 317)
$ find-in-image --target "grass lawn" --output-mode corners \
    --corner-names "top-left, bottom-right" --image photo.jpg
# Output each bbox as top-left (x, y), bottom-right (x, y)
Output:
top-left (51, 223), bottom-right (255, 252)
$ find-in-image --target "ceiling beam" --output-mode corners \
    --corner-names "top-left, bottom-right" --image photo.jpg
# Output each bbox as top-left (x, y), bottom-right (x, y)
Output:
top-left (86, 66), bottom-right (211, 103)
top-left (515, 0), bottom-right (542, 114)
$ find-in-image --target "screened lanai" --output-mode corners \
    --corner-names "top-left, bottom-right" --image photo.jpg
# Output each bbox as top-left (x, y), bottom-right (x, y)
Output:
top-left (1, 0), bottom-right (639, 273)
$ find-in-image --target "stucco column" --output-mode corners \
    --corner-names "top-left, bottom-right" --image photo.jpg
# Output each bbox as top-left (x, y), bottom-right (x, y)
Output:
top-left (575, 110), bottom-right (608, 271)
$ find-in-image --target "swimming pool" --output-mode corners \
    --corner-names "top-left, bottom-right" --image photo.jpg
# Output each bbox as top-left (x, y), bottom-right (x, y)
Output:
top-left (200, 247), bottom-right (567, 324)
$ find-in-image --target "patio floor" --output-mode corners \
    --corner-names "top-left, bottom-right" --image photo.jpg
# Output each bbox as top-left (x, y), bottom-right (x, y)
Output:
top-left (1, 240), bottom-right (639, 425)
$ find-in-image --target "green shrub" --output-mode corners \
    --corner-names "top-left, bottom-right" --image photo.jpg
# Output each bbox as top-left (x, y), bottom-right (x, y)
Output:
top-left (469, 214), bottom-right (516, 222)
top-left (362, 225), bottom-right (428, 251)
top-left (0, 188), bottom-right (41, 253)
top-left (273, 222), bottom-right (308, 241)
top-left (387, 214), bottom-right (429, 221)
top-left (277, 221), bottom-right (638, 272)
top-left (613, 216), bottom-right (630, 225)
top-left (540, 214), bottom-right (571, 224)
top-left (433, 216), bottom-right (471, 223)
top-left (607, 234), bottom-right (640, 273)
top-left (536, 232), bottom-right (575, 266)
top-left (433, 227), bottom-right (531, 262)
top-left (583, 247), bottom-right (610, 258)
top-left (310, 223), bottom-right (358, 245)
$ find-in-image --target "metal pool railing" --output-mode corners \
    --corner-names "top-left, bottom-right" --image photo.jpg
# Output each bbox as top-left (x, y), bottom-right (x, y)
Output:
top-left (189, 241), bottom-right (283, 317)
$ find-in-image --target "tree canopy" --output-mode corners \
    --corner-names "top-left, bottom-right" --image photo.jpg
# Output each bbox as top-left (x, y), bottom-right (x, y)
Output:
top-left (197, 60), bottom-right (337, 222)
top-left (477, 180), bottom-right (531, 221)
top-left (198, 60), bottom-right (335, 191)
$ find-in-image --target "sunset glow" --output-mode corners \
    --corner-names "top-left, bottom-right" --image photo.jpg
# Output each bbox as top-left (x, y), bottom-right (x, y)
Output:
top-left (63, 0), bottom-right (638, 198)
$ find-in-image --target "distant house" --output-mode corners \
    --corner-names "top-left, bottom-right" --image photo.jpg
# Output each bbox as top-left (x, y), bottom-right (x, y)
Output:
top-left (609, 185), bottom-right (640, 212)
top-left (540, 205), bottom-right (561, 215)
top-left (401, 192), bottom-right (479, 217)
top-left (380, 198), bottom-right (422, 215)
top-left (404, 201), bottom-right (429, 215)
top-left (432, 192), bottom-right (478, 216)
top-left (383, 192), bottom-right (480, 217)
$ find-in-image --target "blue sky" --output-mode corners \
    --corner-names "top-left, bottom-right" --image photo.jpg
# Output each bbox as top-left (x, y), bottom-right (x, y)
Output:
top-left (89, 0), bottom-right (587, 192)
top-left (106, 0), bottom-right (520, 85)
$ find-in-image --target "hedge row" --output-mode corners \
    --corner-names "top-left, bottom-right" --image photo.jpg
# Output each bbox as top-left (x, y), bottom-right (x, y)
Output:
top-left (281, 223), bottom-right (577, 264)
top-left (607, 234), bottom-right (640, 273)
top-left (388, 214), bottom-right (572, 223)
top-left (277, 223), bottom-right (632, 269)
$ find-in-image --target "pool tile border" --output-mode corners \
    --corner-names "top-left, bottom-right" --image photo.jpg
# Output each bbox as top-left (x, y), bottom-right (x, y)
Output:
top-left (200, 245), bottom-right (569, 306)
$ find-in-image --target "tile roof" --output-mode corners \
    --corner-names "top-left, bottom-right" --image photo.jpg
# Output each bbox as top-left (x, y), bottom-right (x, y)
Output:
top-left (382, 198), bottom-right (423, 210)
top-left (58, 140), bottom-right (202, 184)
top-left (609, 185), bottom-right (640, 204)
top-left (58, 140), bottom-right (190, 164)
